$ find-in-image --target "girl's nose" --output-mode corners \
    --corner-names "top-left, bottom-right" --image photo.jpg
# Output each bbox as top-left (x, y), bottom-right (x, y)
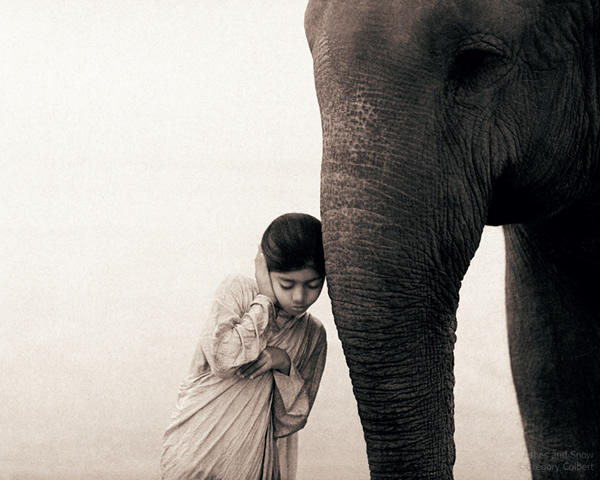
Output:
top-left (292, 287), bottom-right (306, 303)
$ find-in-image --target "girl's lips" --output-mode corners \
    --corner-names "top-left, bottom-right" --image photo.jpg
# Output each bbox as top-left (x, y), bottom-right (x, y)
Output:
top-left (290, 306), bottom-right (307, 312)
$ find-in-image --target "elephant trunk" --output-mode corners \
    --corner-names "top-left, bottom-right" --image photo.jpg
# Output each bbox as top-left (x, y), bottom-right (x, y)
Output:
top-left (318, 64), bottom-right (490, 478)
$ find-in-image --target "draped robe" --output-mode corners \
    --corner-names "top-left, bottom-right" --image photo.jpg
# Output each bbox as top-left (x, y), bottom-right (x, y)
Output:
top-left (161, 275), bottom-right (327, 480)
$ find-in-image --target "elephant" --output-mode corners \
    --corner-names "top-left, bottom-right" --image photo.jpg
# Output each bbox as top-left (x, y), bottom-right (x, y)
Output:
top-left (304, 0), bottom-right (600, 479)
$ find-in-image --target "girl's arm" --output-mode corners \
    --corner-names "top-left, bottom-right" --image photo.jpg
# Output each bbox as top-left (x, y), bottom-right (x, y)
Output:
top-left (201, 250), bottom-right (278, 378)
top-left (272, 321), bottom-right (328, 438)
top-left (201, 275), bottom-right (275, 378)
top-left (236, 345), bottom-right (291, 379)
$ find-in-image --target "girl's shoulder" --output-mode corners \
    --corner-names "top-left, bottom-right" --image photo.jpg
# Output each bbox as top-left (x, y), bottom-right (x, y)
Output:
top-left (217, 273), bottom-right (258, 291)
top-left (214, 274), bottom-right (259, 303)
top-left (303, 312), bottom-right (327, 340)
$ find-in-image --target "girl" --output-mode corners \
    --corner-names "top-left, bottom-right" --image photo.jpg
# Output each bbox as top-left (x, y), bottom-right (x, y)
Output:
top-left (161, 213), bottom-right (327, 480)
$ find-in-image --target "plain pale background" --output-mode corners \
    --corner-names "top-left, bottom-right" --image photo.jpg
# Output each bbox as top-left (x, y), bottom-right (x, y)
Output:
top-left (1, 1), bottom-right (530, 479)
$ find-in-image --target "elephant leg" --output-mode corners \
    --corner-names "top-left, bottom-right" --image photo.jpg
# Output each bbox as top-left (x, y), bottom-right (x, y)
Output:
top-left (505, 221), bottom-right (600, 479)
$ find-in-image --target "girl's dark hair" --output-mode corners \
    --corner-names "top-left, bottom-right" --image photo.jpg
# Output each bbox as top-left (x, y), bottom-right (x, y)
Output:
top-left (261, 213), bottom-right (325, 277)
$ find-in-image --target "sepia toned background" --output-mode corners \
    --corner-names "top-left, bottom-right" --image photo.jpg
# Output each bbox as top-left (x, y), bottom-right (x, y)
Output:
top-left (1, 1), bottom-right (529, 478)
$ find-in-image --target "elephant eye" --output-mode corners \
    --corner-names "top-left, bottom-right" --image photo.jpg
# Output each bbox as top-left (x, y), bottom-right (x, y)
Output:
top-left (448, 47), bottom-right (509, 91)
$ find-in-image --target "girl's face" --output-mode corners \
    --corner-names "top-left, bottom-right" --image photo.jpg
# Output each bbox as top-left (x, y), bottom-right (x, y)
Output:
top-left (270, 267), bottom-right (324, 316)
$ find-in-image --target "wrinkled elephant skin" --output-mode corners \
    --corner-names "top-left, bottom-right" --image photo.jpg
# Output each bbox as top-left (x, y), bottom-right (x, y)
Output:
top-left (305, 0), bottom-right (600, 479)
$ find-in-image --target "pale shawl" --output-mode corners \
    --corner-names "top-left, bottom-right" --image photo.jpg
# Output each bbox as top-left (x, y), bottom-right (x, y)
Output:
top-left (161, 275), bottom-right (327, 480)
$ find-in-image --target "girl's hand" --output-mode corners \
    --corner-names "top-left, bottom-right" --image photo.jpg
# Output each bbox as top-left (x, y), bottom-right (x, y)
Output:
top-left (236, 347), bottom-right (291, 379)
top-left (255, 247), bottom-right (277, 304)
